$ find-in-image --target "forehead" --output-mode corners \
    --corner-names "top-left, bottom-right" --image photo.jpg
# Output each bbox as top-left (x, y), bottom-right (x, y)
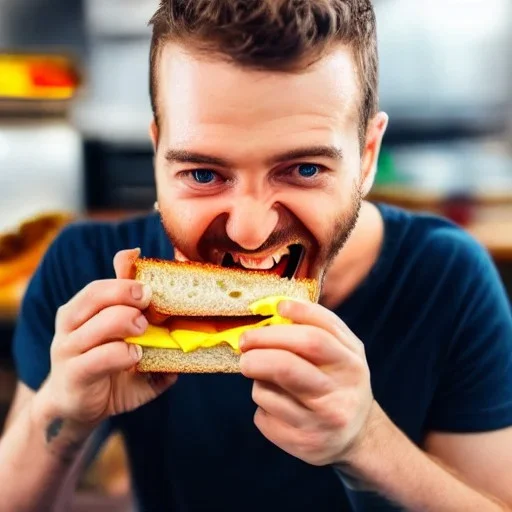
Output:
top-left (156, 43), bottom-right (360, 147)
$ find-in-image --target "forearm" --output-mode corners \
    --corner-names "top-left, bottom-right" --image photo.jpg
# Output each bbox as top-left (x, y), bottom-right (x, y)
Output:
top-left (336, 403), bottom-right (510, 512)
top-left (0, 388), bottom-right (93, 512)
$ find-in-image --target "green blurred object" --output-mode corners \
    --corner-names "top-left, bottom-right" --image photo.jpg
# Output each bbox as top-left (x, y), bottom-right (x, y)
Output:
top-left (375, 148), bottom-right (398, 185)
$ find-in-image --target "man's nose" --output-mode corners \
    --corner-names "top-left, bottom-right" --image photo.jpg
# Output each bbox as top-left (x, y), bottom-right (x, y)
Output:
top-left (225, 197), bottom-right (279, 251)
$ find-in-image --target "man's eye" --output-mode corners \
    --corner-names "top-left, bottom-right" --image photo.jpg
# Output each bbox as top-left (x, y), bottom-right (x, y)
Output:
top-left (192, 169), bottom-right (217, 184)
top-left (297, 164), bottom-right (320, 178)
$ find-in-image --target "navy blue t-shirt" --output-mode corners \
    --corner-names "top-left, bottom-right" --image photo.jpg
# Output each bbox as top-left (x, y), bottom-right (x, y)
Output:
top-left (12, 203), bottom-right (512, 511)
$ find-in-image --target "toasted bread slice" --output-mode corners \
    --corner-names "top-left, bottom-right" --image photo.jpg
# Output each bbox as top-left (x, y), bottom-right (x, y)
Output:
top-left (134, 258), bottom-right (319, 317)
top-left (138, 345), bottom-right (240, 373)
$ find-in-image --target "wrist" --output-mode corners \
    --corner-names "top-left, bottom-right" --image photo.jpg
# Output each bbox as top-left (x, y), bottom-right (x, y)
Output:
top-left (31, 384), bottom-right (94, 463)
top-left (334, 401), bottom-right (395, 479)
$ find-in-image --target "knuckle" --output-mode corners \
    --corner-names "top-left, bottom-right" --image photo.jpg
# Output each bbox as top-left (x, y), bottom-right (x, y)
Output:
top-left (50, 336), bottom-right (63, 360)
top-left (69, 358), bottom-right (90, 386)
top-left (55, 303), bottom-right (70, 328)
top-left (82, 279), bottom-right (132, 308)
top-left (251, 381), bottom-right (267, 405)
top-left (67, 328), bottom-right (87, 352)
top-left (101, 305), bottom-right (141, 333)
top-left (302, 327), bottom-right (324, 356)
top-left (275, 360), bottom-right (294, 385)
top-left (240, 351), bottom-right (255, 374)
top-left (81, 280), bottom-right (104, 302)
top-left (322, 405), bottom-right (347, 429)
top-left (251, 382), bottom-right (260, 403)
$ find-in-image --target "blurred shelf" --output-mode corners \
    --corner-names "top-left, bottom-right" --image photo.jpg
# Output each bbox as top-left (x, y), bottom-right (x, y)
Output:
top-left (370, 190), bottom-right (512, 261)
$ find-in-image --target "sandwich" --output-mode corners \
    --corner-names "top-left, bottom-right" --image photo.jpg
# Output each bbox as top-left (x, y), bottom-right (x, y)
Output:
top-left (0, 211), bottom-right (73, 319)
top-left (125, 257), bottom-right (319, 373)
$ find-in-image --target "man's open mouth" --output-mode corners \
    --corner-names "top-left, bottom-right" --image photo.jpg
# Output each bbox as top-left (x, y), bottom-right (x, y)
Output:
top-left (219, 244), bottom-right (305, 279)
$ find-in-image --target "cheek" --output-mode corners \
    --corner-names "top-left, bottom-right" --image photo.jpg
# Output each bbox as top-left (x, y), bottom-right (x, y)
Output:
top-left (160, 199), bottom-right (209, 239)
top-left (155, 166), bottom-right (207, 239)
top-left (280, 181), bottom-right (354, 239)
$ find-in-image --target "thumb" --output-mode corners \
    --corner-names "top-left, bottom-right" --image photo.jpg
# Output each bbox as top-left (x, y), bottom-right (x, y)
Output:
top-left (113, 248), bottom-right (141, 279)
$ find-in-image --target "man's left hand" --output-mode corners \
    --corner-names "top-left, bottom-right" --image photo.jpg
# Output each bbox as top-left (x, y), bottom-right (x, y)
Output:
top-left (239, 299), bottom-right (375, 467)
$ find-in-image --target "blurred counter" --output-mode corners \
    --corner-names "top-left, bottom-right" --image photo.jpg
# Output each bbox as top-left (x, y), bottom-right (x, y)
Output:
top-left (372, 139), bottom-right (512, 262)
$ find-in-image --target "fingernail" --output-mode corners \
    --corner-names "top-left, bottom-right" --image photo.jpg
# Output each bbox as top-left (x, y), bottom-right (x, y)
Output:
top-left (238, 334), bottom-right (249, 351)
top-left (132, 283), bottom-right (152, 302)
top-left (130, 344), bottom-right (143, 362)
top-left (141, 284), bottom-right (152, 302)
top-left (277, 300), bottom-right (289, 315)
top-left (131, 284), bottom-right (144, 300)
top-left (134, 315), bottom-right (148, 332)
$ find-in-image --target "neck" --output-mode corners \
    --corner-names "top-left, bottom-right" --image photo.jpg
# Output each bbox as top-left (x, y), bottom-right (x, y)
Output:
top-left (319, 201), bottom-right (384, 310)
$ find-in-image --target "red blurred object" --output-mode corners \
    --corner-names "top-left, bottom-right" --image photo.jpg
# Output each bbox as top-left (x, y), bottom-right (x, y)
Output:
top-left (441, 194), bottom-right (477, 227)
top-left (29, 62), bottom-right (77, 88)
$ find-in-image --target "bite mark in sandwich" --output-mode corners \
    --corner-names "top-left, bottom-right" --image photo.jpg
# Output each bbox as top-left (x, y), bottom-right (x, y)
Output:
top-left (125, 257), bottom-right (319, 374)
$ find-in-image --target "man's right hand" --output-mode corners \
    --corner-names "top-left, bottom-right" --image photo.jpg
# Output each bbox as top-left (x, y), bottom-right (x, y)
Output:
top-left (36, 248), bottom-right (177, 435)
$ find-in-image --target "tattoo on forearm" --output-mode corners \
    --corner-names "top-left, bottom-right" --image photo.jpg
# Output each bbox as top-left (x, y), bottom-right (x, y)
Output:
top-left (45, 417), bottom-right (64, 444)
top-left (45, 417), bottom-right (83, 463)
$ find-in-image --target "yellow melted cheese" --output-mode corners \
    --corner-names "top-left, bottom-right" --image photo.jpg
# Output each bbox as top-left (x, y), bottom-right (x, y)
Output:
top-left (125, 296), bottom-right (292, 353)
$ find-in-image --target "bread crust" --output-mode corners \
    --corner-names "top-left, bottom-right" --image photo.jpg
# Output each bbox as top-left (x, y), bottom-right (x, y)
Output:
top-left (137, 345), bottom-right (240, 373)
top-left (134, 257), bottom-right (319, 317)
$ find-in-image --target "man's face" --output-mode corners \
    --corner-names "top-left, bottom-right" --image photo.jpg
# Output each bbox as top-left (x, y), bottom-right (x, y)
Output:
top-left (151, 44), bottom-right (378, 284)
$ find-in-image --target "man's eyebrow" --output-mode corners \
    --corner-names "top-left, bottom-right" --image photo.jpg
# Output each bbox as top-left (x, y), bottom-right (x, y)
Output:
top-left (164, 149), bottom-right (232, 167)
top-left (266, 145), bottom-right (344, 165)
top-left (164, 145), bottom-right (343, 168)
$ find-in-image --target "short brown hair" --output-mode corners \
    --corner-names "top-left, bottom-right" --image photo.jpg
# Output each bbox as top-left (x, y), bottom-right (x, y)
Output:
top-left (148, 0), bottom-right (378, 144)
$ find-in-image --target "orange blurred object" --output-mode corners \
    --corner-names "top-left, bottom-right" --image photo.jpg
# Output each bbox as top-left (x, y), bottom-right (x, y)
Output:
top-left (0, 54), bottom-right (80, 101)
top-left (0, 212), bottom-right (74, 319)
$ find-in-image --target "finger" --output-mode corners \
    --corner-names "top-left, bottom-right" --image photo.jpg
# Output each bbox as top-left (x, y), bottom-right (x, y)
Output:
top-left (254, 408), bottom-right (326, 466)
top-left (240, 349), bottom-right (333, 402)
top-left (67, 305), bottom-right (148, 354)
top-left (113, 248), bottom-right (141, 279)
top-left (114, 249), bottom-right (167, 325)
top-left (240, 324), bottom-right (351, 367)
top-left (253, 408), bottom-right (303, 455)
top-left (56, 278), bottom-right (152, 334)
top-left (252, 381), bottom-right (308, 429)
top-left (73, 340), bottom-right (144, 384)
top-left (277, 300), bottom-right (365, 355)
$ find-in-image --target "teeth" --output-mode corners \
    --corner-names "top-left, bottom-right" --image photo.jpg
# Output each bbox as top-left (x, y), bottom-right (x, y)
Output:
top-left (210, 250), bottom-right (225, 266)
top-left (219, 246), bottom-right (291, 270)
top-left (238, 255), bottom-right (275, 270)
top-left (271, 246), bottom-right (290, 265)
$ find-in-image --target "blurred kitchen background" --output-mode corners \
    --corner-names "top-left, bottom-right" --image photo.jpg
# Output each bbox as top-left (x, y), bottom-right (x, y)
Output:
top-left (0, 0), bottom-right (511, 510)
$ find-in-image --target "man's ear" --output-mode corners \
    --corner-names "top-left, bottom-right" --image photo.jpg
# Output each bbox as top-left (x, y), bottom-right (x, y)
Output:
top-left (149, 120), bottom-right (159, 152)
top-left (360, 112), bottom-right (389, 197)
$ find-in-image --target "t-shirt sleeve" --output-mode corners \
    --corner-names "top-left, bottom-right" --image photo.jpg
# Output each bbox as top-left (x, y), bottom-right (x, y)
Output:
top-left (426, 232), bottom-right (512, 433)
top-left (11, 223), bottom-right (113, 391)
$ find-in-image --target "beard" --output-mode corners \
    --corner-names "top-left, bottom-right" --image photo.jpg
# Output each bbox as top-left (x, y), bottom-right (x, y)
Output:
top-left (314, 182), bottom-right (363, 287)
top-left (159, 181), bottom-right (363, 282)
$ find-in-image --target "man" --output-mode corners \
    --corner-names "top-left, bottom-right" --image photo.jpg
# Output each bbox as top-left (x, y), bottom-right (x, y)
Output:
top-left (1, 1), bottom-right (511, 510)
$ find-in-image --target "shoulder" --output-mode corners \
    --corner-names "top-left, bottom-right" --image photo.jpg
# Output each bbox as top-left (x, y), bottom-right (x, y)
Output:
top-left (50, 212), bottom-right (163, 272)
top-left (377, 203), bottom-right (496, 288)
top-left (373, 203), bottom-right (511, 341)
